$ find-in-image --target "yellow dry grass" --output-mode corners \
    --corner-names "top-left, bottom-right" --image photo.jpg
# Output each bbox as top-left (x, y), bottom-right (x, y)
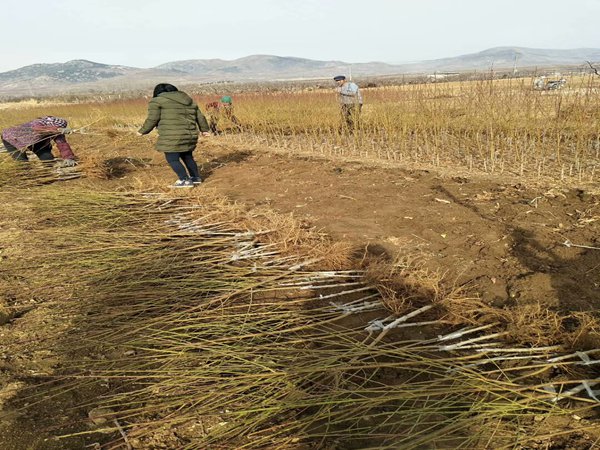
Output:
top-left (1, 79), bottom-right (599, 448)
top-left (2, 74), bottom-right (598, 187)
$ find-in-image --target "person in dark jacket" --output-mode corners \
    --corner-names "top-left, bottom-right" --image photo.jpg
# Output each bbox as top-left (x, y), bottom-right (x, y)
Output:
top-left (1, 116), bottom-right (77, 165)
top-left (137, 83), bottom-right (210, 188)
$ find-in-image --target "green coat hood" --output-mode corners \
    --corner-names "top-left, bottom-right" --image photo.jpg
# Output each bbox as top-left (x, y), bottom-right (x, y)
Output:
top-left (159, 91), bottom-right (194, 106)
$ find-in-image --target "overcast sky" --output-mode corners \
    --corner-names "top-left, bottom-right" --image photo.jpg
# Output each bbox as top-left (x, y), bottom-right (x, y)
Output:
top-left (2, 0), bottom-right (599, 72)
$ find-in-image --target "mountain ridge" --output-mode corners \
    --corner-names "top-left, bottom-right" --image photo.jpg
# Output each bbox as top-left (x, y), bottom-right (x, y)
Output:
top-left (1, 47), bottom-right (598, 98)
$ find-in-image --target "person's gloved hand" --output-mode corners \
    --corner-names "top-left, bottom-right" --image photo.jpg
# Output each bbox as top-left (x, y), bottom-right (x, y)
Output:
top-left (57, 127), bottom-right (73, 135)
top-left (61, 158), bottom-right (78, 167)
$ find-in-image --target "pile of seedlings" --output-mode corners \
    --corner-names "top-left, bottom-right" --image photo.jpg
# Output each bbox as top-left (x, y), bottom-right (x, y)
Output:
top-left (1, 178), bottom-right (599, 449)
top-left (0, 156), bottom-right (83, 187)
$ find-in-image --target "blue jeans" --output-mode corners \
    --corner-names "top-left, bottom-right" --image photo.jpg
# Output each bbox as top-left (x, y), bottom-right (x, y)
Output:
top-left (164, 151), bottom-right (199, 180)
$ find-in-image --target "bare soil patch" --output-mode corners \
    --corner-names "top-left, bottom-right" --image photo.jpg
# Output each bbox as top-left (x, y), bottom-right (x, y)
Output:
top-left (199, 143), bottom-right (599, 316)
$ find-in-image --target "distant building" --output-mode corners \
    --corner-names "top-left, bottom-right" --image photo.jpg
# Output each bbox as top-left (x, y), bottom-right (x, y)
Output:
top-left (426, 72), bottom-right (460, 81)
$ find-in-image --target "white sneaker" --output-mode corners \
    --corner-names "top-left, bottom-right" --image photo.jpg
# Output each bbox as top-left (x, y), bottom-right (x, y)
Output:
top-left (171, 179), bottom-right (194, 188)
top-left (190, 177), bottom-right (202, 185)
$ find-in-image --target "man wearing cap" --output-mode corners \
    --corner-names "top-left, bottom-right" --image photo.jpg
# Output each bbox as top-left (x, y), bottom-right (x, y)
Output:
top-left (334, 75), bottom-right (363, 131)
top-left (205, 96), bottom-right (241, 135)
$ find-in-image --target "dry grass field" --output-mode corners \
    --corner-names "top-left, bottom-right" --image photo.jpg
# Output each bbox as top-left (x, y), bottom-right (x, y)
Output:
top-left (3, 74), bottom-right (600, 183)
top-left (0, 75), bottom-right (598, 449)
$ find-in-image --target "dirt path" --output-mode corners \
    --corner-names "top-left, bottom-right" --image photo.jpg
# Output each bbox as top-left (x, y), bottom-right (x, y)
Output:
top-left (199, 143), bottom-right (599, 314)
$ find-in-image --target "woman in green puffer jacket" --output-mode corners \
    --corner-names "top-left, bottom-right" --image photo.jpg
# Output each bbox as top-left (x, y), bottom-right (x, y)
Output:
top-left (138, 83), bottom-right (210, 188)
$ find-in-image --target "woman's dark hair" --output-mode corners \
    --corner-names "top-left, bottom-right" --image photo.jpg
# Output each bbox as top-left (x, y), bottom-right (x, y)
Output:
top-left (153, 83), bottom-right (178, 98)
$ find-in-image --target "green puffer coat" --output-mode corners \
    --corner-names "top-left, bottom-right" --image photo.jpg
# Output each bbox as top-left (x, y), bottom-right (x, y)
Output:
top-left (139, 91), bottom-right (210, 153)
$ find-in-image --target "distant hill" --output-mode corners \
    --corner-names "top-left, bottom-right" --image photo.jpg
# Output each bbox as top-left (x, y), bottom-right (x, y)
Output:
top-left (399, 47), bottom-right (600, 72)
top-left (0, 59), bottom-right (184, 97)
top-left (0, 47), bottom-right (598, 98)
top-left (156, 55), bottom-right (400, 79)
top-left (0, 60), bottom-right (135, 83)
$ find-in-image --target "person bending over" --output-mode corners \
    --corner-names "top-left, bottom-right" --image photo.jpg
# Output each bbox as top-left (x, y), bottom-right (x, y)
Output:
top-left (205, 95), bottom-right (241, 135)
top-left (1, 116), bottom-right (77, 166)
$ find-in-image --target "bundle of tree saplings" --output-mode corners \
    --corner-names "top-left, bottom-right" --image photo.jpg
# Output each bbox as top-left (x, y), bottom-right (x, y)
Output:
top-left (4, 187), bottom-right (598, 450)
